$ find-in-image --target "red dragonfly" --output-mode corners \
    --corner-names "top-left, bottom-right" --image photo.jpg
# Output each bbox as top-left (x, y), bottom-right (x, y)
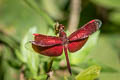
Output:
top-left (31, 19), bottom-right (102, 74)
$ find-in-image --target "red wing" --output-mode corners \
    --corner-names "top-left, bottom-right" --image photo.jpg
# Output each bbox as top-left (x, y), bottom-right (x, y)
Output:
top-left (68, 19), bottom-right (102, 41)
top-left (32, 33), bottom-right (63, 47)
top-left (32, 44), bottom-right (63, 56)
top-left (68, 38), bottom-right (88, 53)
top-left (31, 33), bottom-right (63, 56)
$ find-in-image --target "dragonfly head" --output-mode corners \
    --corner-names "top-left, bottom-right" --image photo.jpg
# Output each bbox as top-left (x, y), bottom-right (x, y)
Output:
top-left (58, 24), bottom-right (65, 31)
top-left (55, 22), bottom-right (65, 35)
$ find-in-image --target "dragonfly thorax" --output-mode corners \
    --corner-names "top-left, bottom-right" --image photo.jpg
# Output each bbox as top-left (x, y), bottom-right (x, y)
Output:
top-left (58, 24), bottom-right (68, 45)
top-left (59, 30), bottom-right (68, 45)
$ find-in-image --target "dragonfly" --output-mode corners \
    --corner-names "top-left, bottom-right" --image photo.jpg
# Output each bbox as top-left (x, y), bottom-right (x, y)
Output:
top-left (30, 19), bottom-right (102, 74)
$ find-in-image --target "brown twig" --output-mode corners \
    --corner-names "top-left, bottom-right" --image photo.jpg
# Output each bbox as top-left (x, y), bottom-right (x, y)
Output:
top-left (68, 0), bottom-right (82, 33)
top-left (46, 57), bottom-right (54, 80)
top-left (20, 66), bottom-right (25, 80)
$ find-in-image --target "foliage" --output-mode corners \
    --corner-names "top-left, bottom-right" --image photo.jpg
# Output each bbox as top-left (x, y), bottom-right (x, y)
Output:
top-left (0, 0), bottom-right (120, 80)
top-left (75, 65), bottom-right (101, 80)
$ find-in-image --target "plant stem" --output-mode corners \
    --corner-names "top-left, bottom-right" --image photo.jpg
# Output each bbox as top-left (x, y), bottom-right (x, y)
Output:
top-left (46, 57), bottom-right (54, 80)
top-left (68, 0), bottom-right (82, 33)
top-left (20, 66), bottom-right (25, 80)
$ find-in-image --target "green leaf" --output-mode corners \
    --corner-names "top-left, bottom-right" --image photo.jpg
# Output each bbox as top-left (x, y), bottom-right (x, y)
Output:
top-left (41, 0), bottom-right (63, 20)
top-left (91, 0), bottom-right (120, 9)
top-left (20, 26), bottom-right (39, 77)
top-left (91, 34), bottom-right (120, 72)
top-left (109, 11), bottom-right (120, 25)
top-left (0, 33), bottom-right (19, 50)
top-left (75, 65), bottom-right (101, 80)
top-left (34, 74), bottom-right (47, 80)
top-left (88, 34), bottom-right (120, 79)
top-left (64, 76), bottom-right (68, 80)
top-left (0, 46), bottom-right (20, 80)
top-left (0, 0), bottom-right (49, 40)
top-left (23, 0), bottom-right (55, 26)
top-left (70, 31), bottom-right (100, 65)
top-left (7, 59), bottom-right (22, 69)
top-left (83, 58), bottom-right (118, 73)
top-left (100, 73), bottom-right (120, 80)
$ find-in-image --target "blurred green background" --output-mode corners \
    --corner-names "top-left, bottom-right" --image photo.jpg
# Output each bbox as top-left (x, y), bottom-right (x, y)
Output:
top-left (0, 0), bottom-right (120, 80)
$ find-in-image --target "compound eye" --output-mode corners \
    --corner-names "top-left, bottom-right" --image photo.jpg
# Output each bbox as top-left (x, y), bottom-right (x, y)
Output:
top-left (59, 24), bottom-right (65, 30)
top-left (62, 26), bottom-right (65, 30)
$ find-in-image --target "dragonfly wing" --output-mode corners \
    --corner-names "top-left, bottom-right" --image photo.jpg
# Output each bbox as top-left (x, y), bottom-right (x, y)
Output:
top-left (31, 33), bottom-right (63, 56)
top-left (68, 38), bottom-right (88, 53)
top-left (32, 44), bottom-right (63, 56)
top-left (32, 33), bottom-right (63, 47)
top-left (68, 19), bottom-right (102, 41)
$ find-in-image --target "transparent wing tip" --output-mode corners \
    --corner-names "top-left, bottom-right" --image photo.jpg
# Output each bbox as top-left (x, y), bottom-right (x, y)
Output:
top-left (94, 19), bottom-right (102, 28)
top-left (25, 41), bottom-right (34, 52)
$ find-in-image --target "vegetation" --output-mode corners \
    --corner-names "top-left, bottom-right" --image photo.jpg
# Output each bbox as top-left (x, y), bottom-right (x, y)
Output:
top-left (0, 0), bottom-right (120, 80)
